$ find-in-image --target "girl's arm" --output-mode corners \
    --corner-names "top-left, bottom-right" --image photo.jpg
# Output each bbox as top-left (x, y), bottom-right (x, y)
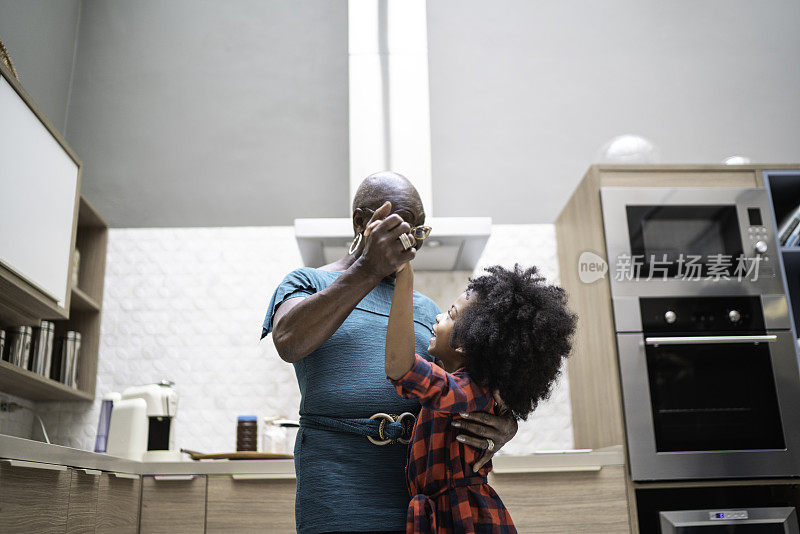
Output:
top-left (386, 263), bottom-right (415, 379)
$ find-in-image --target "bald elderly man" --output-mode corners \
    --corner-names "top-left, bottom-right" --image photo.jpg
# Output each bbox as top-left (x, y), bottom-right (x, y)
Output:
top-left (262, 172), bottom-right (517, 533)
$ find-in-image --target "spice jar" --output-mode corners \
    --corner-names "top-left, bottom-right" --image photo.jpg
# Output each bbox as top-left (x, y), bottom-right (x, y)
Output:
top-left (236, 415), bottom-right (258, 451)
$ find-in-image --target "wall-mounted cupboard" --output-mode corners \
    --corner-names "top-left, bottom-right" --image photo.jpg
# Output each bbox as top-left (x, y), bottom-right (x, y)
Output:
top-left (0, 63), bottom-right (107, 402)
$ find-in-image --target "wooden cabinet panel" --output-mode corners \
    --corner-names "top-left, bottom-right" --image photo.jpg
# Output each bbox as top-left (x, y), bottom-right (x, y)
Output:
top-left (95, 473), bottom-right (141, 534)
top-left (598, 169), bottom-right (757, 188)
top-left (140, 475), bottom-right (207, 533)
top-left (0, 462), bottom-right (71, 533)
top-left (66, 469), bottom-right (100, 534)
top-left (206, 476), bottom-right (295, 532)
top-left (488, 466), bottom-right (630, 533)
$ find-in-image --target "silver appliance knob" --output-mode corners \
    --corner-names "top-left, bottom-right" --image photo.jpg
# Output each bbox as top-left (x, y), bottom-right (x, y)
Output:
top-left (728, 309), bottom-right (741, 323)
top-left (754, 240), bottom-right (768, 254)
top-left (664, 310), bottom-right (677, 324)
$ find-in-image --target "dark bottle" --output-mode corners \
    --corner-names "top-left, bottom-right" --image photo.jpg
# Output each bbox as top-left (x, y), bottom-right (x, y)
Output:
top-left (236, 415), bottom-right (258, 451)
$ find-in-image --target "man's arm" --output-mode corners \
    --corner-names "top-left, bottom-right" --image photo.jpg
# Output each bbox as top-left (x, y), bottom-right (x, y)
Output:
top-left (385, 263), bottom-right (415, 379)
top-left (272, 259), bottom-right (383, 363)
top-left (273, 201), bottom-right (416, 363)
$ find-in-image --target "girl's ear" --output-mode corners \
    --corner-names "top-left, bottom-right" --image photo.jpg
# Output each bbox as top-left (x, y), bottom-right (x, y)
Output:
top-left (455, 347), bottom-right (466, 354)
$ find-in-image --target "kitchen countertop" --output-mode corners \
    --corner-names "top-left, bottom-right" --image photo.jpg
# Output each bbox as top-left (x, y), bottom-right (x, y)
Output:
top-left (0, 434), bottom-right (624, 477)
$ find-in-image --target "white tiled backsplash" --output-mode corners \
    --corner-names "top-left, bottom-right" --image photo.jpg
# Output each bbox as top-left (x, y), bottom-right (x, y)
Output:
top-left (2, 224), bottom-right (573, 455)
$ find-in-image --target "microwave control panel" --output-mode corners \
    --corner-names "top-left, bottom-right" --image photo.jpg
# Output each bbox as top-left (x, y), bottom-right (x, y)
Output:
top-left (745, 206), bottom-right (774, 276)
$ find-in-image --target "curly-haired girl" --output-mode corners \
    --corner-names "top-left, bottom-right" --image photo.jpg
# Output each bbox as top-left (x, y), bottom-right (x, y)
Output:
top-left (384, 260), bottom-right (578, 533)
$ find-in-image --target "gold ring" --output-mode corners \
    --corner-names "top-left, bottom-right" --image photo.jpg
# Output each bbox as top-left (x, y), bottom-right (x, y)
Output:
top-left (399, 233), bottom-right (413, 251)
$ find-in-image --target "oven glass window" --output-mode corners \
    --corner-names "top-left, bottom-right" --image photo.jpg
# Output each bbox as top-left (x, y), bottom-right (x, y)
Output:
top-left (627, 205), bottom-right (743, 276)
top-left (646, 341), bottom-right (785, 452)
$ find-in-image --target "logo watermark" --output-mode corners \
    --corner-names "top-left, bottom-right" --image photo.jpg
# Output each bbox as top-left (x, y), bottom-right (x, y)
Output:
top-left (578, 251), bottom-right (608, 284)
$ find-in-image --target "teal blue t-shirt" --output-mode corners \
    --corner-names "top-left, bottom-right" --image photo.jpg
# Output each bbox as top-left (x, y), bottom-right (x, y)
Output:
top-left (261, 267), bottom-right (441, 533)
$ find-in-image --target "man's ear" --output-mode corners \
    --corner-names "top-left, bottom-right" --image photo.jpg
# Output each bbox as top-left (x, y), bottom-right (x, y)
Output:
top-left (352, 209), bottom-right (366, 234)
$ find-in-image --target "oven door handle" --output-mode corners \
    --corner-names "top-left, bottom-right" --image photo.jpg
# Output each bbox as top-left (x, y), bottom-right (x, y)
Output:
top-left (645, 334), bottom-right (778, 345)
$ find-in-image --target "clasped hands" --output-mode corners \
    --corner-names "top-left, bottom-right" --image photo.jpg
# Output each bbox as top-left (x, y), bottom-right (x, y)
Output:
top-left (359, 201), bottom-right (416, 280)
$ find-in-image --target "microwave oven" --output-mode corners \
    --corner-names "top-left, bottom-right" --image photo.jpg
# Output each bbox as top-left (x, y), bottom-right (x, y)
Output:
top-left (600, 187), bottom-right (785, 300)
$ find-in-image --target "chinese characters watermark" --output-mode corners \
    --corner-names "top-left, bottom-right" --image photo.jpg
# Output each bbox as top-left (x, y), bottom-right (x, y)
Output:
top-left (578, 251), bottom-right (763, 283)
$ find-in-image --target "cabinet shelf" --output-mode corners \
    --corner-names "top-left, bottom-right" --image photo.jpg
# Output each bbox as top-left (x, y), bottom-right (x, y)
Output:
top-left (0, 359), bottom-right (93, 401)
top-left (0, 195), bottom-right (107, 402)
top-left (70, 287), bottom-right (100, 312)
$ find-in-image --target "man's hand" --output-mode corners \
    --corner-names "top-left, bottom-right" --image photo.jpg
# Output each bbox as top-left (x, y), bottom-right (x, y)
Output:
top-left (453, 391), bottom-right (518, 472)
top-left (358, 201), bottom-right (416, 279)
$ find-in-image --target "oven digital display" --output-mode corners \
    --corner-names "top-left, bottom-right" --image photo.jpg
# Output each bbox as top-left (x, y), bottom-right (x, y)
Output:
top-left (748, 207), bottom-right (763, 226)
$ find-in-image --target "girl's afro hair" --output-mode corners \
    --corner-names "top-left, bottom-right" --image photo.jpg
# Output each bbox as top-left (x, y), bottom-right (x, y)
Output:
top-left (451, 264), bottom-right (578, 420)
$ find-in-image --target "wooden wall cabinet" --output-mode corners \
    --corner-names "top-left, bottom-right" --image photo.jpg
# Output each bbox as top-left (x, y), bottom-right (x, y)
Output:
top-left (0, 62), bottom-right (80, 327)
top-left (0, 63), bottom-right (108, 404)
top-left (206, 475), bottom-right (296, 532)
top-left (140, 475), bottom-right (207, 533)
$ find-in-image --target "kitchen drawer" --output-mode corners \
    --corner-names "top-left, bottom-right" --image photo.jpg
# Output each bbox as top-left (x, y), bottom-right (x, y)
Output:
top-left (206, 475), bottom-right (296, 532)
top-left (140, 475), bottom-right (207, 533)
top-left (95, 472), bottom-right (141, 534)
top-left (67, 468), bottom-right (101, 534)
top-left (488, 465), bottom-right (630, 533)
top-left (0, 460), bottom-right (71, 533)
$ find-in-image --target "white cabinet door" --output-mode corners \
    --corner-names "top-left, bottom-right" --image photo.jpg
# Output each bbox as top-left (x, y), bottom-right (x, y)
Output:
top-left (0, 75), bottom-right (79, 308)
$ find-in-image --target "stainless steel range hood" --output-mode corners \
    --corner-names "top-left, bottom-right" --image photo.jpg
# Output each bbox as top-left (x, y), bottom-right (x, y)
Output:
top-left (293, 0), bottom-right (491, 271)
top-left (295, 216), bottom-right (491, 271)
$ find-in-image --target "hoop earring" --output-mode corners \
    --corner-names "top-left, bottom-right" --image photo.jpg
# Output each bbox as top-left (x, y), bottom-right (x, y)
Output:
top-left (348, 232), bottom-right (363, 255)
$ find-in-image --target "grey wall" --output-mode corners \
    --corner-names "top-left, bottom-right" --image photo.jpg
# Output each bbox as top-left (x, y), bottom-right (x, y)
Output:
top-left (0, 0), bottom-right (81, 134)
top-left (3, 1), bottom-right (799, 227)
top-left (427, 0), bottom-right (800, 223)
top-left (65, 0), bottom-right (348, 227)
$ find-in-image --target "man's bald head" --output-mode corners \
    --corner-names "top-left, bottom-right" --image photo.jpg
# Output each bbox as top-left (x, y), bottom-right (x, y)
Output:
top-left (351, 171), bottom-right (426, 233)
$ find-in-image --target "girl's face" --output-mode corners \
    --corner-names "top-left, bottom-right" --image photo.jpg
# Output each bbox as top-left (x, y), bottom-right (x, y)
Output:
top-left (428, 291), bottom-right (472, 370)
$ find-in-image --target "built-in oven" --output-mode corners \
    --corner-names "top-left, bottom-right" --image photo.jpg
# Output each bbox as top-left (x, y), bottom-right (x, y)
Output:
top-left (600, 186), bottom-right (800, 482)
top-left (617, 296), bottom-right (800, 480)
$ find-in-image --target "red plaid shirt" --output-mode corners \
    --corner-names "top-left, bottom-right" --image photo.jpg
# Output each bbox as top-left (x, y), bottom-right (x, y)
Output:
top-left (389, 354), bottom-right (516, 533)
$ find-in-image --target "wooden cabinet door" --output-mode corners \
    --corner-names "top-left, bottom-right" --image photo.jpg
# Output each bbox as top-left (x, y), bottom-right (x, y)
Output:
top-left (0, 460), bottom-right (71, 533)
top-left (206, 476), bottom-right (296, 532)
top-left (140, 475), bottom-right (207, 533)
top-left (95, 473), bottom-right (141, 534)
top-left (488, 465), bottom-right (630, 533)
top-left (67, 469), bottom-right (100, 534)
